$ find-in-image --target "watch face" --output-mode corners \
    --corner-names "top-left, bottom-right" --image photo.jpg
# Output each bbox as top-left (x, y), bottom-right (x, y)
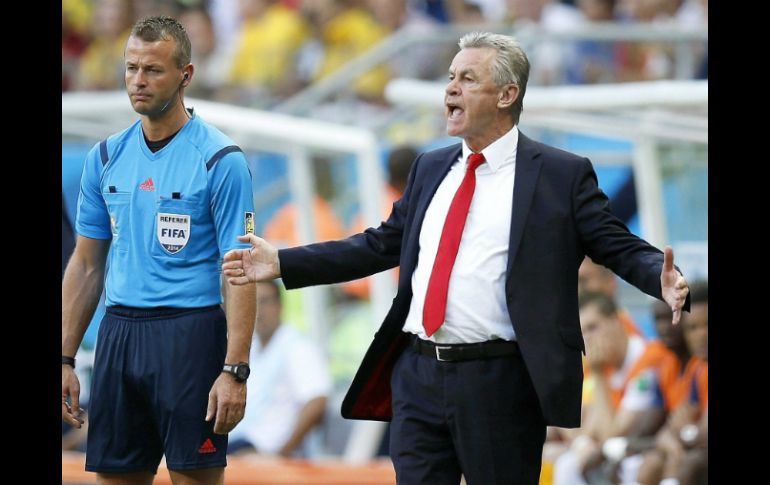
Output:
top-left (680, 424), bottom-right (698, 443)
top-left (236, 364), bottom-right (250, 381)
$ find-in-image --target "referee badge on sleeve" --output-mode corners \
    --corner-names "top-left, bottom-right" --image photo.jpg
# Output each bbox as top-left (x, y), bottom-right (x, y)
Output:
top-left (110, 214), bottom-right (118, 237)
top-left (157, 212), bottom-right (191, 254)
top-left (244, 211), bottom-right (255, 235)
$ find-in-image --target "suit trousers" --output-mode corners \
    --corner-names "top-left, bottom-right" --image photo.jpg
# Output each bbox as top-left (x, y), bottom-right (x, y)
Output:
top-left (389, 340), bottom-right (547, 485)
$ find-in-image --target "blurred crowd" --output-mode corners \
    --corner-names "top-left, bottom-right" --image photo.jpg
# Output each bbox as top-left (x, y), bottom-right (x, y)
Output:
top-left (543, 259), bottom-right (708, 485)
top-left (63, 0), bottom-right (708, 109)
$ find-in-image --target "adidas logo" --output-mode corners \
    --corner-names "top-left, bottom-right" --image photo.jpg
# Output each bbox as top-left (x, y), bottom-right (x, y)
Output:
top-left (139, 177), bottom-right (155, 192)
top-left (198, 438), bottom-right (217, 454)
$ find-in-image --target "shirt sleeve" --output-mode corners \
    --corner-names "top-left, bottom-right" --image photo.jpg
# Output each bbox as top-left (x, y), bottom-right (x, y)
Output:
top-left (207, 150), bottom-right (255, 257)
top-left (75, 143), bottom-right (112, 240)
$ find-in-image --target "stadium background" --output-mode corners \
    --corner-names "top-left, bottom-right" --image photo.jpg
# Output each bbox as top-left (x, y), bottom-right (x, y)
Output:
top-left (62, 1), bottom-right (707, 483)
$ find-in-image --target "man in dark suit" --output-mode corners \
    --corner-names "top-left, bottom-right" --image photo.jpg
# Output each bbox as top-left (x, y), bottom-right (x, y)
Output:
top-left (224, 32), bottom-right (690, 485)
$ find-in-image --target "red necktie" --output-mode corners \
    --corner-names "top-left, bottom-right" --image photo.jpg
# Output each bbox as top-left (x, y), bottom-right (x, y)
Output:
top-left (423, 152), bottom-right (486, 336)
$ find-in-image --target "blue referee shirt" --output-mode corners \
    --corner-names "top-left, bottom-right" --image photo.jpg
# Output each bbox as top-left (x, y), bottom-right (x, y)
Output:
top-left (76, 114), bottom-right (255, 308)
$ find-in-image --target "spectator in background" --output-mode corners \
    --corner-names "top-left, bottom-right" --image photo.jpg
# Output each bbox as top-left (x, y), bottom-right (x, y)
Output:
top-left (650, 298), bottom-right (692, 408)
top-left (76, 0), bottom-right (134, 90)
top-left (179, 6), bottom-right (232, 100)
top-left (634, 0), bottom-right (707, 27)
top-left (615, 0), bottom-right (706, 81)
top-left (544, 290), bottom-right (689, 479)
top-left (384, 145), bottom-right (417, 196)
top-left (419, 0), bottom-right (452, 23)
top-left (579, 256), bottom-right (646, 338)
top-left (133, 0), bottom-right (181, 21)
top-left (505, 0), bottom-right (583, 85)
top-left (614, 1), bottom-right (663, 82)
top-left (553, 292), bottom-right (662, 484)
top-left (457, 0), bottom-right (509, 22)
top-left (261, 154), bottom-right (347, 337)
top-left (367, 0), bottom-right (451, 80)
top-left (62, 0), bottom-right (92, 91)
top-left (304, 0), bottom-right (390, 103)
top-left (207, 0), bottom-right (243, 59)
top-left (637, 280), bottom-right (707, 485)
top-left (567, 0), bottom-right (620, 84)
top-left (445, 0), bottom-right (488, 24)
top-left (228, 280), bottom-right (332, 457)
top-left (593, 297), bottom-right (695, 483)
top-left (227, 0), bottom-right (310, 106)
top-left (263, 156), bottom-right (346, 248)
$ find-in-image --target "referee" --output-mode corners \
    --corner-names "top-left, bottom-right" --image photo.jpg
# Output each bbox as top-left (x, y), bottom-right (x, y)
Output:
top-left (62, 16), bottom-right (256, 485)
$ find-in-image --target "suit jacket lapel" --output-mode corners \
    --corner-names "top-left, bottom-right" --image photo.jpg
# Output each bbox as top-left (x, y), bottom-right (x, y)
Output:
top-left (506, 132), bottom-right (542, 278)
top-left (404, 144), bottom-right (462, 266)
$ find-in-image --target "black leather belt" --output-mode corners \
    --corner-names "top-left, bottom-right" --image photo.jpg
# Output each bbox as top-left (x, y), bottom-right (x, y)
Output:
top-left (409, 334), bottom-right (520, 362)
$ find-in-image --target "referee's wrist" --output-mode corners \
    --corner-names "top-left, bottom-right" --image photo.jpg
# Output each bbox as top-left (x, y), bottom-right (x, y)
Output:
top-left (62, 356), bottom-right (76, 368)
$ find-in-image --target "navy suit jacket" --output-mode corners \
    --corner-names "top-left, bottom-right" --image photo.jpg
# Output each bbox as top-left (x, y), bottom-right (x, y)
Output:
top-left (279, 133), bottom-right (687, 428)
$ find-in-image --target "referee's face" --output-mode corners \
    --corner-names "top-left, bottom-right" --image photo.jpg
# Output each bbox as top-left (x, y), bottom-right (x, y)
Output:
top-left (125, 35), bottom-right (184, 118)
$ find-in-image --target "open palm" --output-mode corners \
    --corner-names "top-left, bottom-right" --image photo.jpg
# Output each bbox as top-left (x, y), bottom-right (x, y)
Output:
top-left (660, 246), bottom-right (689, 324)
top-left (222, 234), bottom-right (280, 284)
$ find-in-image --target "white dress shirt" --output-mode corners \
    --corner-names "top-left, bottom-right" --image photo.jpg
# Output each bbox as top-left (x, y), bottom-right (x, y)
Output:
top-left (403, 126), bottom-right (519, 343)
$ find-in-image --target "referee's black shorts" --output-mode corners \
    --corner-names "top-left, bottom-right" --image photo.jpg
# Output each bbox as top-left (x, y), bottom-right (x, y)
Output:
top-left (86, 305), bottom-right (228, 474)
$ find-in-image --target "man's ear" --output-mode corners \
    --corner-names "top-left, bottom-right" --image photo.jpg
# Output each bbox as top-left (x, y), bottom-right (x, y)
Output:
top-left (498, 84), bottom-right (519, 110)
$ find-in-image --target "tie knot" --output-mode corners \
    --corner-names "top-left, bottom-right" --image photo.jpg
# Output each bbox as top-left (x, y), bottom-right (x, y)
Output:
top-left (467, 153), bottom-right (486, 171)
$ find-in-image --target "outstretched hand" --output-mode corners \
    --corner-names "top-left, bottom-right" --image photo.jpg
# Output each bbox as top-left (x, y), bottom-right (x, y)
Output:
top-left (660, 246), bottom-right (689, 325)
top-left (222, 234), bottom-right (280, 285)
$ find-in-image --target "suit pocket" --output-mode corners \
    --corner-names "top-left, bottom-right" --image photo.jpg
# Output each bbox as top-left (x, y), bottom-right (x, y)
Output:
top-left (558, 325), bottom-right (585, 353)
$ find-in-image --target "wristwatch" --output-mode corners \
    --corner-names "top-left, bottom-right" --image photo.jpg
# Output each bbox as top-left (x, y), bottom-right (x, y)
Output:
top-left (222, 362), bottom-right (250, 383)
top-left (679, 423), bottom-right (699, 445)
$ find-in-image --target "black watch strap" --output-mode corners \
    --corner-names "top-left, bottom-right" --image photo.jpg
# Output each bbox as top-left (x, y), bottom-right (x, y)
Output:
top-left (222, 362), bottom-right (249, 382)
top-left (62, 356), bottom-right (76, 368)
